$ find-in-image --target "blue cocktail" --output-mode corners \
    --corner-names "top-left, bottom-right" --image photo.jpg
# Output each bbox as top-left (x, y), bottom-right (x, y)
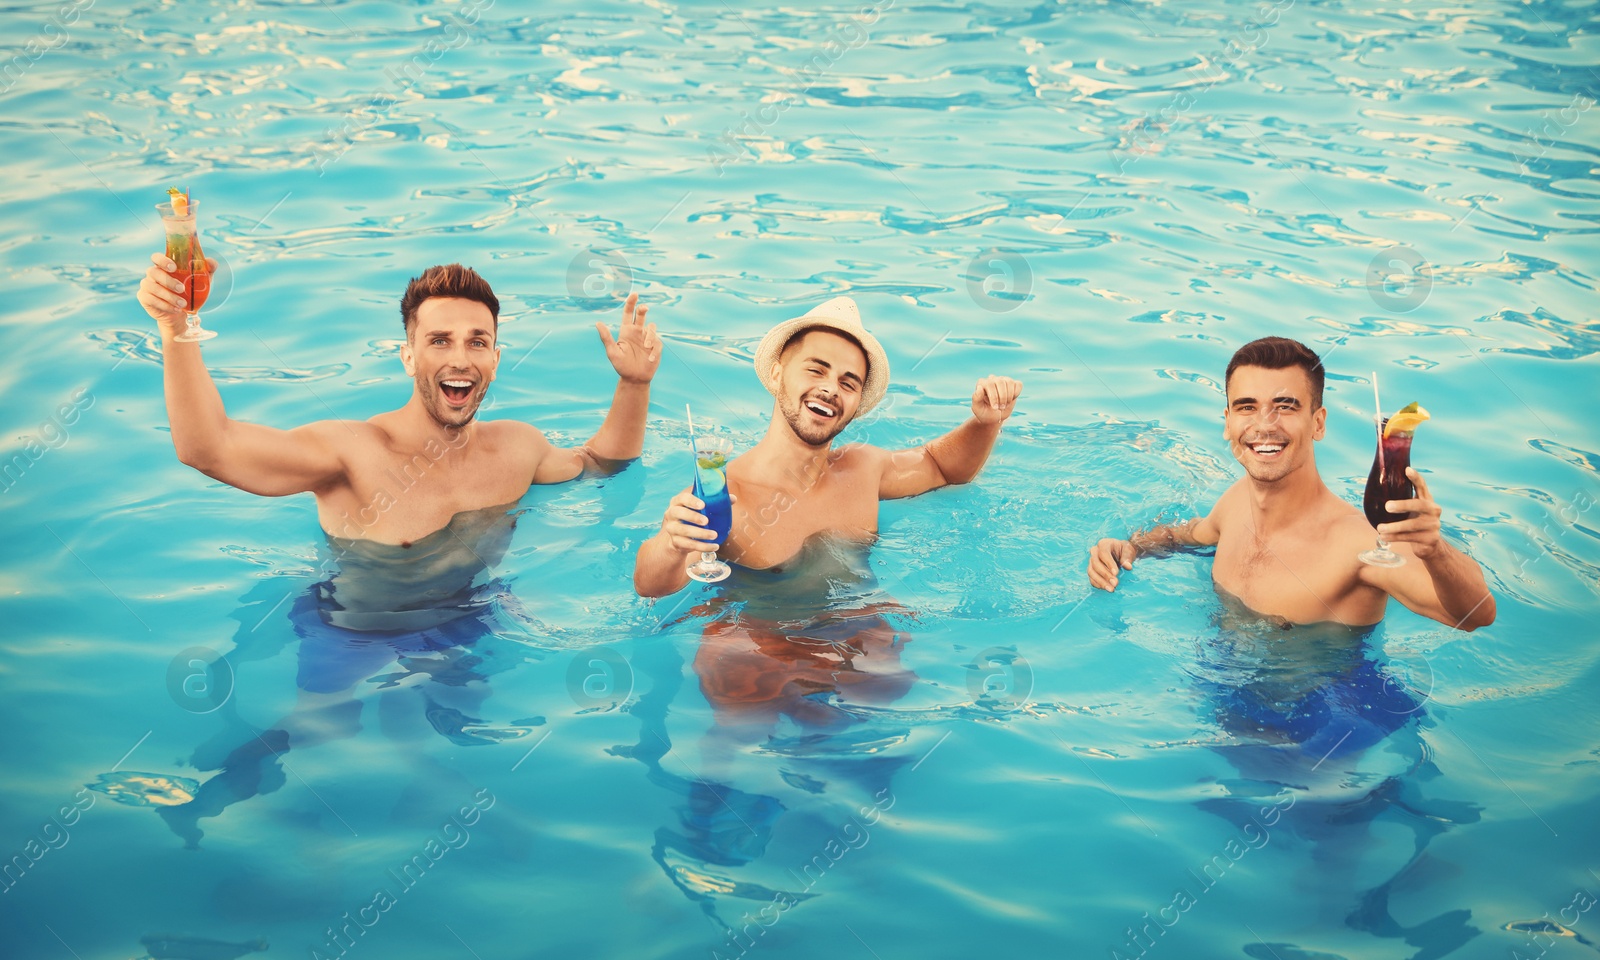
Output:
top-left (687, 437), bottom-right (734, 583)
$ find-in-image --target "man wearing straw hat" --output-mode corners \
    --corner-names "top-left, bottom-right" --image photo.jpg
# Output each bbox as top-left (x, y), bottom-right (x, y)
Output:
top-left (1085, 336), bottom-right (1495, 631)
top-left (633, 296), bottom-right (1022, 596)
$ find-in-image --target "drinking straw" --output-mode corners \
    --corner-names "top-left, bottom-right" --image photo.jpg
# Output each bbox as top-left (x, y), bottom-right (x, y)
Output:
top-left (1372, 370), bottom-right (1385, 477)
top-left (685, 403), bottom-right (699, 471)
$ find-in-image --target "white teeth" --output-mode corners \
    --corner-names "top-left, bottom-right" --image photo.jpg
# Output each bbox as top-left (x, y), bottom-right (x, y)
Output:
top-left (805, 400), bottom-right (835, 417)
top-left (442, 380), bottom-right (472, 388)
top-left (1252, 444), bottom-right (1283, 454)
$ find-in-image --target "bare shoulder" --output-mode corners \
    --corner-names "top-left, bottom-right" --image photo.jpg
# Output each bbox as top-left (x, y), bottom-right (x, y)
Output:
top-left (302, 419), bottom-right (384, 446)
top-left (480, 419), bottom-right (546, 446)
top-left (1209, 479), bottom-right (1247, 519)
top-left (1324, 496), bottom-right (1378, 545)
top-left (830, 442), bottom-right (887, 472)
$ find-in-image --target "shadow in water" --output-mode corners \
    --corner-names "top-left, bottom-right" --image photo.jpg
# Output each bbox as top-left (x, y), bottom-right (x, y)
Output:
top-left (94, 503), bottom-right (548, 849)
top-left (1191, 591), bottom-right (1481, 960)
top-left (620, 536), bottom-right (918, 947)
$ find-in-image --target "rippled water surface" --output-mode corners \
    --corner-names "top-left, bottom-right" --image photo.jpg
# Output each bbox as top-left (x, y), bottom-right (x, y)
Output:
top-left (3, 1), bottom-right (1598, 958)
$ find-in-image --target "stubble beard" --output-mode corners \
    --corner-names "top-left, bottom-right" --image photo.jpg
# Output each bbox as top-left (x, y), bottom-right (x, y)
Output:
top-left (779, 391), bottom-right (847, 448)
top-left (418, 378), bottom-right (482, 430)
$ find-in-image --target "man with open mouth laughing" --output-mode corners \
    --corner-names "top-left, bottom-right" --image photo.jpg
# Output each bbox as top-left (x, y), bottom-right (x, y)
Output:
top-left (138, 259), bottom-right (659, 545)
top-left (1085, 336), bottom-right (1494, 631)
top-left (633, 296), bottom-right (1023, 596)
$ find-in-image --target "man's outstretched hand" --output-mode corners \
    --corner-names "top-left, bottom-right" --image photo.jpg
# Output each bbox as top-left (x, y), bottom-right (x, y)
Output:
top-left (1378, 467), bottom-right (1445, 560)
top-left (972, 375), bottom-right (1023, 424)
top-left (597, 292), bottom-right (660, 384)
top-left (1087, 538), bottom-right (1137, 591)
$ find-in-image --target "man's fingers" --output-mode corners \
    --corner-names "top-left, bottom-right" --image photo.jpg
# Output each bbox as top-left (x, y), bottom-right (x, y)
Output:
top-left (157, 269), bottom-right (182, 293)
top-left (141, 278), bottom-right (183, 310)
top-left (667, 504), bottom-right (709, 525)
top-left (1384, 498), bottom-right (1438, 517)
top-left (671, 534), bottom-right (715, 554)
top-left (622, 291), bottom-right (639, 326)
top-left (1088, 548), bottom-right (1121, 588)
top-left (1407, 466), bottom-right (1433, 501)
top-left (1377, 518), bottom-right (1436, 539)
top-left (596, 322), bottom-right (617, 349)
top-left (145, 265), bottom-right (182, 292)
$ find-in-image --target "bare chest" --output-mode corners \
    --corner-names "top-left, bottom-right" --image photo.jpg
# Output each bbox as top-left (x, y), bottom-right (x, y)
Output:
top-left (319, 443), bottom-right (531, 544)
top-left (725, 471), bottom-right (879, 570)
top-left (1212, 515), bottom-right (1382, 626)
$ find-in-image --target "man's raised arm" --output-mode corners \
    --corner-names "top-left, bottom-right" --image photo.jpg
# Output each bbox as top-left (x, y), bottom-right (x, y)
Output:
top-left (138, 253), bottom-right (346, 497)
top-left (532, 293), bottom-right (660, 483)
top-left (1359, 467), bottom-right (1496, 631)
top-left (878, 375), bottom-right (1022, 500)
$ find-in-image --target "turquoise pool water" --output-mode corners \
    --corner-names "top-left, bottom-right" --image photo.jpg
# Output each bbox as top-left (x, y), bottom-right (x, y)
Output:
top-left (3, 1), bottom-right (1598, 958)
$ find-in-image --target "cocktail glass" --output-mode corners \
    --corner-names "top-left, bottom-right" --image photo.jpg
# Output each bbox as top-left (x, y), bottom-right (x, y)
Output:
top-left (1359, 414), bottom-right (1415, 567)
top-left (156, 199), bottom-right (216, 343)
top-left (686, 437), bottom-right (734, 583)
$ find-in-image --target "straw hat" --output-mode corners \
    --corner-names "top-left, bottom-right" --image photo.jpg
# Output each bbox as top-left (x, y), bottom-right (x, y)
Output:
top-left (752, 297), bottom-right (890, 415)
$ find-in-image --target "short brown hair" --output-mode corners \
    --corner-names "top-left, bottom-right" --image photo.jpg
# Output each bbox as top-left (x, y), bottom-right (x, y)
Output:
top-left (1225, 337), bottom-right (1325, 409)
top-left (782, 325), bottom-right (869, 377)
top-left (400, 264), bottom-right (499, 335)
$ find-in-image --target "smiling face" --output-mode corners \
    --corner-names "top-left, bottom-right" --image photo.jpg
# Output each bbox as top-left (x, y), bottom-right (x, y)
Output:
top-left (399, 297), bottom-right (500, 429)
top-left (1222, 364), bottom-right (1326, 483)
top-left (773, 329), bottom-right (867, 447)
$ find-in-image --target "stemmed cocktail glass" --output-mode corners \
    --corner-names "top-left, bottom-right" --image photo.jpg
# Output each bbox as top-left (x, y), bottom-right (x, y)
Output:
top-left (686, 427), bottom-right (734, 584)
top-left (156, 189), bottom-right (216, 343)
top-left (1359, 401), bottom-right (1429, 568)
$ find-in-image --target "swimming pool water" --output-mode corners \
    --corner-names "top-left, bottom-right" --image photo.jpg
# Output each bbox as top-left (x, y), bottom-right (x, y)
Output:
top-left (2, 1), bottom-right (1598, 958)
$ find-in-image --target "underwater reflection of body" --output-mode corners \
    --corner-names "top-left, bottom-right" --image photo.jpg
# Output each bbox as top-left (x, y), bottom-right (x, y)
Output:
top-left (1190, 591), bottom-right (1482, 959)
top-left (144, 505), bottom-right (544, 848)
top-left (626, 536), bottom-right (917, 938)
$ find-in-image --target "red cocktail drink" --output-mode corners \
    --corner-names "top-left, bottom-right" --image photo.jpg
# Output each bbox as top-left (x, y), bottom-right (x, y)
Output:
top-left (172, 261), bottom-right (212, 314)
top-left (157, 189), bottom-right (218, 343)
top-left (1358, 404), bottom-right (1428, 567)
top-left (1362, 421), bottom-right (1415, 529)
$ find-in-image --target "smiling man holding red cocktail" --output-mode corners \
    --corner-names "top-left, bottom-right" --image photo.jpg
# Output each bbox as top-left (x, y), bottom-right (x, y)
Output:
top-left (136, 258), bottom-right (659, 544)
top-left (1086, 336), bottom-right (1495, 631)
